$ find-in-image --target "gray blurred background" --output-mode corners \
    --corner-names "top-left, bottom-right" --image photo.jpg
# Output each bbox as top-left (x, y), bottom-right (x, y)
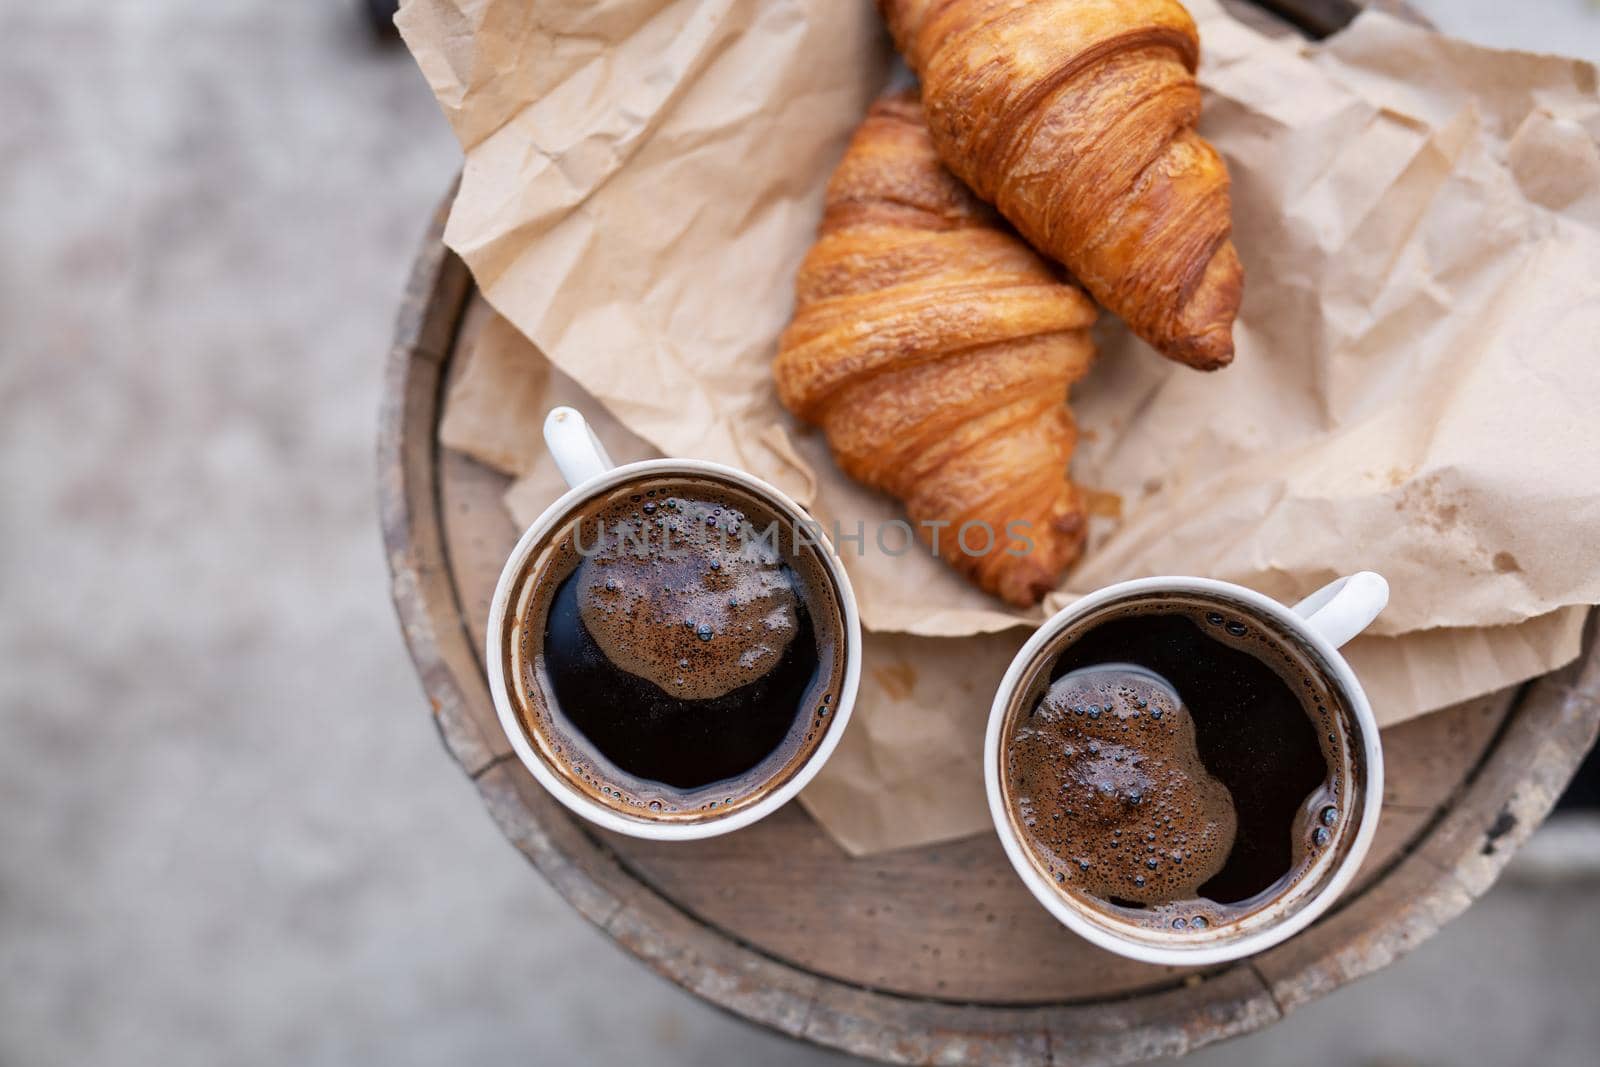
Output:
top-left (2, 1), bottom-right (1598, 1064)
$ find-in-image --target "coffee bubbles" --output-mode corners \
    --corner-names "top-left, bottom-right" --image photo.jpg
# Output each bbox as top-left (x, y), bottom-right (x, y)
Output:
top-left (1000, 598), bottom-right (1357, 935)
top-left (515, 476), bottom-right (845, 820)
top-left (1007, 666), bottom-right (1237, 906)
top-left (575, 495), bottom-right (799, 700)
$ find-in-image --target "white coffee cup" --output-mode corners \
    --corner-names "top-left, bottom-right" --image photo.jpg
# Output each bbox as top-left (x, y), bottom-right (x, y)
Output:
top-left (985, 573), bottom-right (1389, 965)
top-left (485, 407), bottom-right (862, 841)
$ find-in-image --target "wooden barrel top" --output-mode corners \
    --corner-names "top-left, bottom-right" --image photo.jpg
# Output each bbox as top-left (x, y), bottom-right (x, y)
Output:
top-left (379, 3), bottom-right (1600, 1061)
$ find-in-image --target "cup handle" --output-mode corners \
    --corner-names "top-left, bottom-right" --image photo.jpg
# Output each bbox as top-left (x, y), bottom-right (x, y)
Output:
top-left (1290, 572), bottom-right (1390, 649)
top-left (543, 407), bottom-right (615, 489)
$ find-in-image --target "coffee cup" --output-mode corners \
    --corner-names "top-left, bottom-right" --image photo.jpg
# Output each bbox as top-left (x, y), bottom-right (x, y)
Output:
top-left (986, 573), bottom-right (1389, 965)
top-left (486, 407), bottom-right (862, 841)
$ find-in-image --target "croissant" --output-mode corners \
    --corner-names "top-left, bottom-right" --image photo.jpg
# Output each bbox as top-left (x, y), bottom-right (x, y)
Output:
top-left (774, 92), bottom-right (1097, 607)
top-left (880, 0), bottom-right (1241, 369)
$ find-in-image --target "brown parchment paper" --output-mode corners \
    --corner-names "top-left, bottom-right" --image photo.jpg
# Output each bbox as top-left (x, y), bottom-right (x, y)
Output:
top-left (405, 0), bottom-right (1600, 854)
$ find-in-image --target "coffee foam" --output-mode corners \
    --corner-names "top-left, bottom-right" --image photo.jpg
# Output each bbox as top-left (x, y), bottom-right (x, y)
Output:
top-left (1001, 595), bottom-right (1364, 935)
top-left (1007, 666), bottom-right (1238, 906)
top-left (575, 495), bottom-right (799, 700)
top-left (508, 473), bottom-right (846, 821)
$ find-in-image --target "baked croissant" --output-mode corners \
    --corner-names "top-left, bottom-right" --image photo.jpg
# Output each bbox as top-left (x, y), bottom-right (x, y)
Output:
top-left (880, 0), bottom-right (1241, 369)
top-left (774, 92), bottom-right (1097, 606)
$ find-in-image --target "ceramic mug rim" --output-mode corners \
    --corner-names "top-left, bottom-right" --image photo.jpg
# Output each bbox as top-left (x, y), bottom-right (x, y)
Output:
top-left (485, 457), bottom-right (863, 841)
top-left (983, 575), bottom-right (1385, 966)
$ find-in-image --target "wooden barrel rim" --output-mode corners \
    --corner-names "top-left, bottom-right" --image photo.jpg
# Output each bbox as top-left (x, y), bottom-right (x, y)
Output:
top-left (378, 7), bottom-right (1600, 1062)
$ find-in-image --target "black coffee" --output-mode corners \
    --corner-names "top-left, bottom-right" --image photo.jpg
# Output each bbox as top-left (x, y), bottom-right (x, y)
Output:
top-left (510, 474), bottom-right (844, 819)
top-left (1002, 596), bottom-right (1356, 933)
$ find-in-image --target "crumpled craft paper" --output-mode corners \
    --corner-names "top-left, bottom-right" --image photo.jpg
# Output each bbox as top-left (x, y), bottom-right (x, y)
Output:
top-left (405, 0), bottom-right (1600, 853)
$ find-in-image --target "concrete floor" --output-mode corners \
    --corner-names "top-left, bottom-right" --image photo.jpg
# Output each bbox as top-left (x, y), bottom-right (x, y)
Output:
top-left (1, 2), bottom-right (1595, 1064)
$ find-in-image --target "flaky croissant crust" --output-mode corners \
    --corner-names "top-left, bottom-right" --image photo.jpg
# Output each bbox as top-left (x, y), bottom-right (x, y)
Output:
top-left (881, 0), bottom-right (1241, 369)
top-left (775, 93), bottom-right (1097, 606)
